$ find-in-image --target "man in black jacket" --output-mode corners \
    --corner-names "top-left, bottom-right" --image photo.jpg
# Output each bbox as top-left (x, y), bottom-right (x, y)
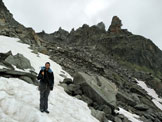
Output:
top-left (37, 62), bottom-right (54, 113)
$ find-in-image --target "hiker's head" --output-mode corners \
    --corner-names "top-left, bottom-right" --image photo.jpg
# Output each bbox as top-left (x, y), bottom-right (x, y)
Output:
top-left (45, 62), bottom-right (50, 69)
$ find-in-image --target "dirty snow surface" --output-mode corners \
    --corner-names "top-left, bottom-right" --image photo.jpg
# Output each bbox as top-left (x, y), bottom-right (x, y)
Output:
top-left (0, 36), bottom-right (99, 122)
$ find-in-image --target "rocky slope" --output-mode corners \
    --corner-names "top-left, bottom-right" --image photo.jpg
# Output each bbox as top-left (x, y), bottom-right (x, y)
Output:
top-left (37, 16), bottom-right (162, 121)
top-left (38, 16), bottom-right (162, 96)
top-left (0, 0), bottom-right (44, 48)
top-left (1, 0), bottom-right (162, 122)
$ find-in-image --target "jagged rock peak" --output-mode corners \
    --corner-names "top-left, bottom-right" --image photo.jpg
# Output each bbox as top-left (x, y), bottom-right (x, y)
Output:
top-left (96, 22), bottom-right (105, 31)
top-left (58, 27), bottom-right (69, 33)
top-left (82, 24), bottom-right (89, 28)
top-left (108, 16), bottom-right (122, 33)
top-left (41, 30), bottom-right (46, 34)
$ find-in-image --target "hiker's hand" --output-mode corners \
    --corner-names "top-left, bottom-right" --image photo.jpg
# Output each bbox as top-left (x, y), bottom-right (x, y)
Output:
top-left (42, 71), bottom-right (44, 75)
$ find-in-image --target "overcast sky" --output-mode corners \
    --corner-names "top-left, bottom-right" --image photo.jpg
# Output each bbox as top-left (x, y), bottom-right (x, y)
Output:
top-left (3, 0), bottom-right (162, 50)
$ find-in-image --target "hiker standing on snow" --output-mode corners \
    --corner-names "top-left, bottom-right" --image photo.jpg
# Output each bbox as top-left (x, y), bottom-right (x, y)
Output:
top-left (37, 62), bottom-right (54, 113)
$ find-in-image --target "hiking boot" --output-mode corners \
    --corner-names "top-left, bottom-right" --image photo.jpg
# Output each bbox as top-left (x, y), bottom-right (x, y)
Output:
top-left (44, 110), bottom-right (49, 114)
top-left (40, 109), bottom-right (44, 112)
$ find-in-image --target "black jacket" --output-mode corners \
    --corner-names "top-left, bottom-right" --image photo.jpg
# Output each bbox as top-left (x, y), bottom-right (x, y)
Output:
top-left (37, 67), bottom-right (54, 88)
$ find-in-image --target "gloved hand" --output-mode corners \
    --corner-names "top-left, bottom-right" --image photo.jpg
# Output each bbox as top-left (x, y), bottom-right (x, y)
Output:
top-left (50, 86), bottom-right (53, 90)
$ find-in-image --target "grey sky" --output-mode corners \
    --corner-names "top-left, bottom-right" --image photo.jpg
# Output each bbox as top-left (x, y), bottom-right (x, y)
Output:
top-left (3, 0), bottom-right (162, 50)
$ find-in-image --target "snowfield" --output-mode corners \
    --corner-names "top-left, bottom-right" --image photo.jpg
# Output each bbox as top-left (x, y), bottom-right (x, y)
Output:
top-left (0, 77), bottom-right (98, 122)
top-left (0, 36), bottom-right (99, 122)
top-left (135, 79), bottom-right (162, 111)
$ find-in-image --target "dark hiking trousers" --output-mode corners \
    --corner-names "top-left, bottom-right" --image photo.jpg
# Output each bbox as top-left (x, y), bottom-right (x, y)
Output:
top-left (39, 82), bottom-right (50, 111)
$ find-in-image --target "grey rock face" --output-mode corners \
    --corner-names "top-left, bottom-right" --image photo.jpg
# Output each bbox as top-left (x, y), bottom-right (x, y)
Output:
top-left (5, 53), bottom-right (33, 70)
top-left (96, 22), bottom-right (106, 31)
top-left (0, 51), bottom-right (37, 85)
top-left (73, 72), bottom-right (118, 109)
top-left (0, 68), bottom-right (37, 85)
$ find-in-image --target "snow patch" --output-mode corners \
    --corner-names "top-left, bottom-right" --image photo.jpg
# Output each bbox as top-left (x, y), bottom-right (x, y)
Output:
top-left (115, 107), bottom-right (143, 122)
top-left (135, 79), bottom-right (162, 111)
top-left (0, 65), bottom-right (8, 69)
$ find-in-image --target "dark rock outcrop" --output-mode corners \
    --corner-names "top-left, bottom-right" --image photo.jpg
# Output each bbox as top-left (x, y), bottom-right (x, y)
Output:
top-left (108, 16), bottom-right (122, 34)
top-left (0, 68), bottom-right (37, 85)
top-left (5, 53), bottom-right (33, 70)
top-left (0, 0), bottom-right (43, 46)
top-left (0, 51), bottom-right (37, 85)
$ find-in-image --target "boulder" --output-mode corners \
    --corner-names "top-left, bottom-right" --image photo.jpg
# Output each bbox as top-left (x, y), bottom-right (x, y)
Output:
top-left (62, 78), bottom-right (73, 85)
top-left (0, 51), bottom-right (12, 61)
top-left (5, 53), bottom-right (33, 70)
top-left (114, 116), bottom-right (122, 122)
top-left (130, 85), bottom-right (152, 100)
top-left (144, 113), bottom-right (155, 120)
top-left (19, 76), bottom-right (33, 84)
top-left (155, 112), bottom-right (162, 121)
top-left (131, 93), bottom-right (140, 103)
top-left (140, 116), bottom-right (153, 122)
top-left (73, 72), bottom-right (118, 109)
top-left (38, 46), bottom-right (48, 54)
top-left (59, 80), bottom-right (82, 96)
top-left (0, 69), bottom-right (37, 85)
top-left (0, 51), bottom-right (14, 70)
top-left (1, 60), bottom-right (15, 70)
top-left (116, 91), bottom-right (136, 106)
top-left (130, 85), bottom-right (147, 97)
top-left (90, 107), bottom-right (105, 122)
top-left (134, 104), bottom-right (149, 111)
top-left (102, 105), bottom-right (112, 114)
